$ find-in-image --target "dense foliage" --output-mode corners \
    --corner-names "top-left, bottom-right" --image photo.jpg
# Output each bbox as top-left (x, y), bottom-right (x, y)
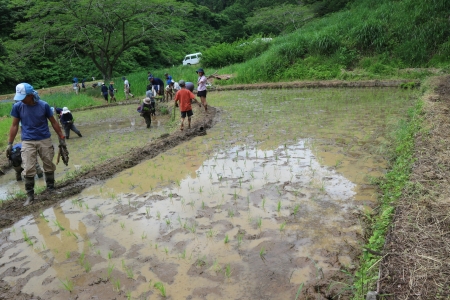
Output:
top-left (0, 0), bottom-right (449, 94)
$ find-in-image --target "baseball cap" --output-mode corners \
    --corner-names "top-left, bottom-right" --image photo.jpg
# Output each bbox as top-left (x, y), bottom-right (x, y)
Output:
top-left (196, 68), bottom-right (204, 74)
top-left (14, 83), bottom-right (34, 101)
top-left (178, 80), bottom-right (186, 87)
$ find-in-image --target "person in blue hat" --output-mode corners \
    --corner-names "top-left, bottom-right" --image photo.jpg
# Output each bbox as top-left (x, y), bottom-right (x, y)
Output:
top-left (6, 83), bottom-right (66, 206)
top-left (196, 68), bottom-right (208, 112)
top-left (149, 76), bottom-right (165, 101)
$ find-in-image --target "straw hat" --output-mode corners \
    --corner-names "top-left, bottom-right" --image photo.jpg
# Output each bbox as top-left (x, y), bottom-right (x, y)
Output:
top-left (143, 97), bottom-right (151, 104)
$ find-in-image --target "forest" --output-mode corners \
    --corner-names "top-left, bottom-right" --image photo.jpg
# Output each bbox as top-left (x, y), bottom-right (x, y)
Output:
top-left (0, 0), bottom-right (449, 93)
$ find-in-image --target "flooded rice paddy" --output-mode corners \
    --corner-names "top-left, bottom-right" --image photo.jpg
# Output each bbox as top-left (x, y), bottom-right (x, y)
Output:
top-left (0, 88), bottom-right (416, 299)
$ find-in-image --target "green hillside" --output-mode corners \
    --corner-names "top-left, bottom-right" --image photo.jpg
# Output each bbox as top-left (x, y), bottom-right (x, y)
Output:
top-left (0, 0), bottom-right (448, 94)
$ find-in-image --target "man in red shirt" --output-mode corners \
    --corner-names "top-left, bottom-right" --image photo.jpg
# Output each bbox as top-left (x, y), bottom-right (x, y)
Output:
top-left (174, 80), bottom-right (196, 131)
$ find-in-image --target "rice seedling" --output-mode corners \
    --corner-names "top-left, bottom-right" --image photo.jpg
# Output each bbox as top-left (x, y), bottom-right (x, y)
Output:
top-left (224, 234), bottom-right (230, 244)
top-left (179, 249), bottom-right (186, 259)
top-left (154, 243), bottom-right (158, 249)
top-left (59, 278), bottom-right (74, 293)
top-left (293, 204), bottom-right (300, 216)
top-left (154, 282), bottom-right (166, 297)
top-left (126, 266), bottom-right (134, 279)
top-left (189, 223), bottom-right (197, 234)
top-left (84, 261), bottom-right (92, 272)
top-left (108, 251), bottom-right (113, 259)
top-left (126, 291), bottom-right (132, 300)
top-left (145, 207), bottom-right (150, 217)
top-left (224, 264), bottom-right (232, 278)
top-left (78, 251), bottom-right (86, 265)
top-left (228, 209), bottom-right (235, 218)
top-left (113, 278), bottom-right (121, 292)
top-left (164, 247), bottom-right (169, 255)
top-left (259, 246), bottom-right (266, 262)
top-left (277, 201), bottom-right (281, 212)
top-left (262, 198), bottom-right (266, 210)
top-left (39, 211), bottom-right (49, 222)
top-left (201, 201), bottom-right (205, 209)
top-left (66, 251), bottom-right (71, 259)
top-left (129, 228), bottom-right (134, 235)
top-left (120, 222), bottom-right (125, 229)
top-left (156, 211), bottom-right (161, 220)
top-left (280, 221), bottom-right (286, 232)
top-left (53, 220), bottom-right (65, 231)
top-left (206, 228), bottom-right (216, 238)
top-left (237, 234), bottom-right (243, 247)
top-left (107, 264), bottom-right (114, 278)
top-left (257, 217), bottom-right (262, 230)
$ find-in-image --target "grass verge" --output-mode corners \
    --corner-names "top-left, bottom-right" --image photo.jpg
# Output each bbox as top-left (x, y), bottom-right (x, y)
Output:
top-left (352, 98), bottom-right (423, 298)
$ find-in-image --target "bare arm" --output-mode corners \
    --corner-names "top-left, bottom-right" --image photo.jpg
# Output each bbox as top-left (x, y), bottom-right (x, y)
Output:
top-left (49, 116), bottom-right (64, 138)
top-left (8, 117), bottom-right (20, 144)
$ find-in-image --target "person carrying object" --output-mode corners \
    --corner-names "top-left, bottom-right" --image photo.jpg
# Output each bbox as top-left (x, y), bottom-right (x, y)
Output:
top-left (140, 97), bottom-right (154, 128)
top-left (60, 107), bottom-right (82, 139)
top-left (174, 80), bottom-right (196, 131)
top-left (165, 80), bottom-right (180, 101)
top-left (101, 83), bottom-right (108, 102)
top-left (9, 143), bottom-right (44, 181)
top-left (7, 83), bottom-right (66, 206)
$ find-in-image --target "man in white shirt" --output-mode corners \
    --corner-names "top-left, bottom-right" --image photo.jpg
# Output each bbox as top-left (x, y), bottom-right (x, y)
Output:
top-left (122, 76), bottom-right (134, 100)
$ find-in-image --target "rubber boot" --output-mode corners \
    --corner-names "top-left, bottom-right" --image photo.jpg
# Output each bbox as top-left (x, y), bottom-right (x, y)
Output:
top-left (23, 176), bottom-right (35, 206)
top-left (15, 171), bottom-right (22, 181)
top-left (45, 172), bottom-right (55, 191)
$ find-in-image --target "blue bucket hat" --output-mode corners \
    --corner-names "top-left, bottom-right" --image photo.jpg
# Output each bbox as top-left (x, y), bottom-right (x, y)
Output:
top-left (14, 83), bottom-right (34, 101)
top-left (196, 68), bottom-right (204, 74)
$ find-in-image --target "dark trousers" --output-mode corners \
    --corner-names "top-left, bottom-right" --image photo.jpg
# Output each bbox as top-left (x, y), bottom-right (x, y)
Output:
top-left (142, 113), bottom-right (151, 128)
top-left (64, 123), bottom-right (82, 138)
top-left (103, 92), bottom-right (108, 101)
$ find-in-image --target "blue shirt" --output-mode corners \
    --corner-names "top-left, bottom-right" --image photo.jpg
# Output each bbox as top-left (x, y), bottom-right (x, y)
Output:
top-left (11, 100), bottom-right (53, 141)
top-left (166, 75), bottom-right (172, 85)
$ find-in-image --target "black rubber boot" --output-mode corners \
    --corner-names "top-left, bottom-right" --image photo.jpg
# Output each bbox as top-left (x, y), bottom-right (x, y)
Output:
top-left (45, 172), bottom-right (55, 191)
top-left (23, 176), bottom-right (35, 206)
top-left (15, 172), bottom-right (22, 181)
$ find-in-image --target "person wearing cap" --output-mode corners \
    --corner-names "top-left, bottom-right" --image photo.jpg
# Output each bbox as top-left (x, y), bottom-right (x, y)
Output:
top-left (108, 81), bottom-right (117, 102)
top-left (165, 80), bottom-right (181, 101)
top-left (145, 85), bottom-right (157, 116)
top-left (196, 68), bottom-right (208, 112)
top-left (174, 80), bottom-right (196, 131)
top-left (6, 83), bottom-right (66, 206)
top-left (122, 76), bottom-right (134, 100)
top-left (60, 107), bottom-right (82, 139)
top-left (140, 97), bottom-right (154, 128)
top-left (149, 76), bottom-right (164, 100)
top-left (164, 73), bottom-right (172, 85)
top-left (100, 83), bottom-right (108, 101)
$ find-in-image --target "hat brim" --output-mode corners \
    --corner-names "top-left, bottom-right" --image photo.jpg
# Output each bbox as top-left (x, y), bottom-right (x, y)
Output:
top-left (14, 93), bottom-right (26, 101)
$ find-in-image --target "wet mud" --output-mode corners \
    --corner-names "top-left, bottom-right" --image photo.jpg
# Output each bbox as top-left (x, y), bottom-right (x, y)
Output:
top-left (0, 87), bottom-right (416, 299)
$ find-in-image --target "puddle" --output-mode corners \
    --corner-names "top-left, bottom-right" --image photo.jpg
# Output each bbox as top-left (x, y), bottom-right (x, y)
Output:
top-left (0, 88), bottom-right (416, 298)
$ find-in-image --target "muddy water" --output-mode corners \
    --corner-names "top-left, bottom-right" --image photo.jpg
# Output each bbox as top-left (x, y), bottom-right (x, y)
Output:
top-left (0, 105), bottom-right (173, 200)
top-left (0, 88), bottom-right (415, 299)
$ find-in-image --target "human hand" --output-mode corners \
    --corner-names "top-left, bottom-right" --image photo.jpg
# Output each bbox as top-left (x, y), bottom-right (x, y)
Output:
top-left (58, 136), bottom-right (66, 147)
top-left (6, 143), bottom-right (12, 158)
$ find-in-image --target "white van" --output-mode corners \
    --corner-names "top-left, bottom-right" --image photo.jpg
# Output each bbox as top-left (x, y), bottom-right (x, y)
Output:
top-left (182, 52), bottom-right (202, 65)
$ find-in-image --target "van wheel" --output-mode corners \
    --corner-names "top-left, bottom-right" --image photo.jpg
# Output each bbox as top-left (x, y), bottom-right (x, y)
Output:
top-left (187, 63), bottom-right (191, 65)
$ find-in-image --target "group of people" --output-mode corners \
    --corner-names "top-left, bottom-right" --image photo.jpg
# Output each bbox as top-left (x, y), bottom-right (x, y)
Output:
top-left (139, 68), bottom-right (208, 131)
top-left (100, 82), bottom-right (117, 102)
top-left (72, 77), bottom-right (86, 95)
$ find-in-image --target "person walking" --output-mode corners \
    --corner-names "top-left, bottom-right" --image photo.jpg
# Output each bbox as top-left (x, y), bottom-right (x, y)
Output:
top-left (122, 76), bottom-right (134, 100)
top-left (7, 83), bottom-right (66, 206)
top-left (174, 80), bottom-right (196, 131)
top-left (101, 83), bottom-right (108, 102)
top-left (196, 68), bottom-right (208, 112)
top-left (60, 107), bottom-right (82, 139)
top-left (109, 81), bottom-right (117, 102)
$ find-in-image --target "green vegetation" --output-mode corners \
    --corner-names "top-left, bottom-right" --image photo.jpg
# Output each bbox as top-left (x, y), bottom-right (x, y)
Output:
top-left (352, 100), bottom-right (423, 298)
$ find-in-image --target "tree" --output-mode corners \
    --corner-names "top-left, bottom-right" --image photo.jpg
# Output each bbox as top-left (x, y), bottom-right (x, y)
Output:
top-left (11, 0), bottom-right (190, 80)
top-left (245, 4), bottom-right (313, 35)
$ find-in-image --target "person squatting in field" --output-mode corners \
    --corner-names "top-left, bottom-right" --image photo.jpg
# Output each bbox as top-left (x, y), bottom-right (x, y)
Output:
top-left (165, 80), bottom-right (181, 101)
top-left (60, 107), bottom-right (82, 139)
top-left (145, 85), bottom-right (157, 117)
top-left (174, 80), bottom-right (196, 131)
top-left (149, 76), bottom-right (164, 100)
top-left (140, 97), bottom-right (155, 129)
top-left (7, 83), bottom-right (66, 206)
